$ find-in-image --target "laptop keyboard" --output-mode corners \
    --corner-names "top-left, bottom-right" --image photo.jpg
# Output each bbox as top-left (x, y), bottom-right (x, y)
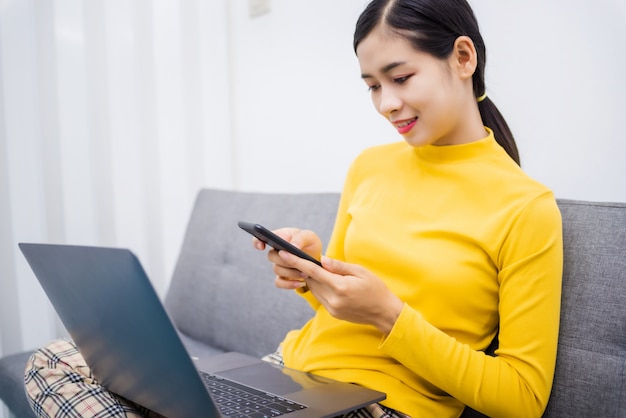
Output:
top-left (201, 372), bottom-right (308, 417)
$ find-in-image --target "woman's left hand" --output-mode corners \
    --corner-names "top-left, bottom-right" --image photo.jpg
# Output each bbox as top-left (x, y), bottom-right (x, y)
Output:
top-left (278, 251), bottom-right (404, 335)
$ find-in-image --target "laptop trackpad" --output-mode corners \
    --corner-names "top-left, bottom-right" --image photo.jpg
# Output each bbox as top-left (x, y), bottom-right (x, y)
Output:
top-left (216, 361), bottom-right (336, 396)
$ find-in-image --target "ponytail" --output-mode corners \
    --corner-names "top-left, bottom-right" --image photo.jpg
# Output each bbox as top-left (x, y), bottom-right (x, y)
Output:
top-left (478, 97), bottom-right (520, 165)
top-left (354, 0), bottom-right (521, 166)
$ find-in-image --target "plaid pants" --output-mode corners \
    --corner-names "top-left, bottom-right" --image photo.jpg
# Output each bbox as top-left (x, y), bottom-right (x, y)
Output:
top-left (25, 339), bottom-right (408, 418)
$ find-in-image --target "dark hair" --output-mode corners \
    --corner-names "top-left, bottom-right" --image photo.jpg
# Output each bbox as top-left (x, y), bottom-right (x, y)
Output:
top-left (353, 0), bottom-right (520, 165)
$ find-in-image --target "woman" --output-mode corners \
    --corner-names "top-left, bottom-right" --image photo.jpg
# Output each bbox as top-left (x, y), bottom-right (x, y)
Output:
top-left (25, 0), bottom-right (562, 417)
top-left (256, 0), bottom-right (562, 417)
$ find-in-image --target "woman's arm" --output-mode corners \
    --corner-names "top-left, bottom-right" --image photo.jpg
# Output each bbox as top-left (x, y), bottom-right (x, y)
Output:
top-left (381, 194), bottom-right (563, 417)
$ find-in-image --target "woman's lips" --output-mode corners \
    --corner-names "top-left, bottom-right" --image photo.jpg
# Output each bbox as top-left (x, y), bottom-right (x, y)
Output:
top-left (394, 117), bottom-right (418, 134)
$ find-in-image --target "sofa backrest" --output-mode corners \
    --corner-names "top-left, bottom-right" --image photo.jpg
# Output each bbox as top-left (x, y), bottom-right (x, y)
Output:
top-left (164, 189), bottom-right (340, 358)
top-left (165, 189), bottom-right (626, 416)
top-left (544, 199), bottom-right (626, 417)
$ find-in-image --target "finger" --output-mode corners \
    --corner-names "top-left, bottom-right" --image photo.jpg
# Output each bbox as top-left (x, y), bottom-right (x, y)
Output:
top-left (267, 248), bottom-right (282, 264)
top-left (252, 237), bottom-right (266, 250)
top-left (290, 229), bottom-right (319, 251)
top-left (274, 276), bottom-right (308, 290)
top-left (269, 228), bottom-right (322, 261)
top-left (271, 227), bottom-right (298, 242)
top-left (279, 250), bottom-right (324, 280)
top-left (273, 264), bottom-right (305, 280)
top-left (267, 249), bottom-right (305, 279)
top-left (321, 256), bottom-right (363, 276)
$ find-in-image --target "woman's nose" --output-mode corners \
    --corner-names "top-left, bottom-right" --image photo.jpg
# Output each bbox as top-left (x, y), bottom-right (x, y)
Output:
top-left (376, 87), bottom-right (402, 117)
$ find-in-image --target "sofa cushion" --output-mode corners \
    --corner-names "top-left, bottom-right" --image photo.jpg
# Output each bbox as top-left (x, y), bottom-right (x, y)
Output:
top-left (4, 191), bottom-right (623, 418)
top-left (543, 200), bottom-right (626, 417)
top-left (164, 189), bottom-right (340, 358)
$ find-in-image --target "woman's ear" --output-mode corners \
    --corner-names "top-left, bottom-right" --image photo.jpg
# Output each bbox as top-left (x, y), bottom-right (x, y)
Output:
top-left (450, 36), bottom-right (477, 80)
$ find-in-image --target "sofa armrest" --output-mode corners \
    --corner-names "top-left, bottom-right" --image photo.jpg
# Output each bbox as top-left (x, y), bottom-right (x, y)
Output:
top-left (0, 351), bottom-right (37, 417)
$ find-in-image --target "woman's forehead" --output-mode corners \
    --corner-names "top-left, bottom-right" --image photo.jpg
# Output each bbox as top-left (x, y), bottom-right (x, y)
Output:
top-left (356, 30), bottom-right (428, 73)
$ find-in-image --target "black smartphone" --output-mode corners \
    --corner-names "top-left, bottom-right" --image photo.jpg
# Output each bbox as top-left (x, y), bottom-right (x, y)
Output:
top-left (238, 221), bottom-right (322, 266)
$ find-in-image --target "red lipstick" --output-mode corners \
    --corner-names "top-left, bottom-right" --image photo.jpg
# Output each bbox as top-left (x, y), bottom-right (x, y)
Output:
top-left (394, 117), bottom-right (417, 134)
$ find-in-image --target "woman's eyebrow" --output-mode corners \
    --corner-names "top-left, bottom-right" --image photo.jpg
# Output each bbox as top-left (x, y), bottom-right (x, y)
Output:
top-left (361, 61), bottom-right (406, 79)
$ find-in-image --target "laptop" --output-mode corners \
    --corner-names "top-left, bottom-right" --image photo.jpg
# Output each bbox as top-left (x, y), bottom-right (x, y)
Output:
top-left (19, 243), bottom-right (385, 418)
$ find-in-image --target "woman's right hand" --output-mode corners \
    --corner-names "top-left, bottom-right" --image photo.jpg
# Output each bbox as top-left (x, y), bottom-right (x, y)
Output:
top-left (252, 228), bottom-right (322, 290)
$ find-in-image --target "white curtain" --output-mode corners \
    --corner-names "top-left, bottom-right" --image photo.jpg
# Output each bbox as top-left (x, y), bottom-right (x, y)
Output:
top-left (0, 0), bottom-right (234, 399)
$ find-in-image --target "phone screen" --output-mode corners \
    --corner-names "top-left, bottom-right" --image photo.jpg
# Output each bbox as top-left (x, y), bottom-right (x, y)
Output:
top-left (238, 221), bottom-right (322, 266)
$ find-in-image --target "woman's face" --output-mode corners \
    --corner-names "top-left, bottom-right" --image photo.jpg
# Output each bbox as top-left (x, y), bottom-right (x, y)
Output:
top-left (356, 27), bottom-right (476, 147)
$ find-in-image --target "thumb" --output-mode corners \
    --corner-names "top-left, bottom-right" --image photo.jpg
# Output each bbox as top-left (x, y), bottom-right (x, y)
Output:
top-left (321, 256), bottom-right (362, 276)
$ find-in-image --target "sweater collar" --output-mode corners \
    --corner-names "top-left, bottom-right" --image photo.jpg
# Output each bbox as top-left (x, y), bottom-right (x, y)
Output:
top-left (413, 127), bottom-right (498, 163)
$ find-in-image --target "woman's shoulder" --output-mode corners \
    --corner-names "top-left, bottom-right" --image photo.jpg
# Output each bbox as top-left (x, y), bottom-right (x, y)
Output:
top-left (342, 141), bottom-right (410, 189)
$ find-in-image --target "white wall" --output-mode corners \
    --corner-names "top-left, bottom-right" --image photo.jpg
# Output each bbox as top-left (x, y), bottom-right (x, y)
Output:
top-left (229, 1), bottom-right (383, 193)
top-left (1, 0), bottom-right (625, 415)
top-left (473, 0), bottom-right (626, 201)
top-left (231, 0), bottom-right (626, 201)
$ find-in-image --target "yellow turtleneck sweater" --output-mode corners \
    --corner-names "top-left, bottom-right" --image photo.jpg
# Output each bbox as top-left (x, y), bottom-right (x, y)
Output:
top-left (280, 129), bottom-right (563, 418)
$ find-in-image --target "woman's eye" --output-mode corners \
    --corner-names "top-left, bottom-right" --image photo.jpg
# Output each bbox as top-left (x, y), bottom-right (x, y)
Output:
top-left (394, 75), bottom-right (411, 85)
top-left (367, 84), bottom-right (381, 92)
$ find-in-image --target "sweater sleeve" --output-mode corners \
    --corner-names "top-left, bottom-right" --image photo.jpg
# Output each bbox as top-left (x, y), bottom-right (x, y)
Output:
top-left (380, 193), bottom-right (563, 417)
top-left (295, 159), bottom-right (359, 309)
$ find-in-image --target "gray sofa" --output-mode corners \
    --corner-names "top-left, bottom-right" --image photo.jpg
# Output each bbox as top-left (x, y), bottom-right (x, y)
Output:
top-left (1, 188), bottom-right (624, 417)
